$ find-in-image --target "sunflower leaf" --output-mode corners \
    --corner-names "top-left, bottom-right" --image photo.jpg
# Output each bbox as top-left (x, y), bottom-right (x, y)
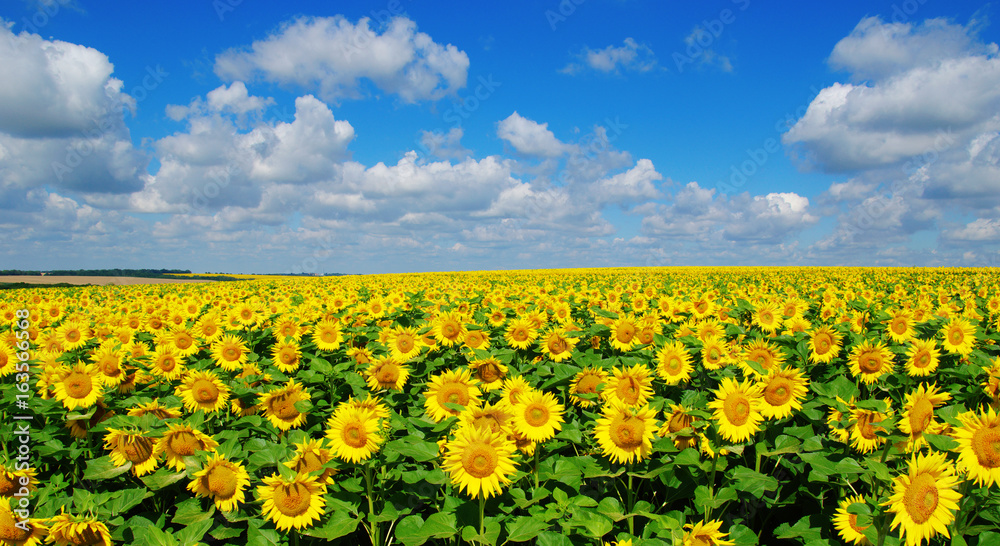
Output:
top-left (300, 509), bottom-right (360, 541)
top-left (505, 516), bottom-right (551, 542)
top-left (923, 433), bottom-right (959, 451)
top-left (83, 456), bottom-right (132, 481)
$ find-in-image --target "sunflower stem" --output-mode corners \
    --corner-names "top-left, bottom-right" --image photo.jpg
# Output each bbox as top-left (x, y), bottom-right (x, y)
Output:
top-left (533, 448), bottom-right (540, 490)
top-left (627, 463), bottom-right (634, 536)
top-left (478, 494), bottom-right (486, 545)
top-left (364, 465), bottom-right (380, 546)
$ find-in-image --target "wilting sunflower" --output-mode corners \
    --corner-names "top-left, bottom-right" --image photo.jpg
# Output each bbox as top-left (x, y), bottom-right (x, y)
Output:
top-left (940, 316), bottom-right (976, 356)
top-left (0, 464), bottom-right (37, 497)
top-left (285, 439), bottom-right (337, 484)
top-left (848, 339), bottom-right (894, 385)
top-left (104, 429), bottom-right (161, 476)
top-left (365, 356), bottom-right (410, 391)
top-left (656, 340), bottom-right (693, 384)
top-left (594, 401), bottom-right (658, 464)
top-left (504, 317), bottom-right (538, 350)
top-left (904, 338), bottom-right (941, 377)
top-left (954, 406), bottom-right (1000, 488)
top-left (158, 423), bottom-right (219, 471)
top-left (442, 425), bottom-right (517, 499)
top-left (258, 473), bottom-right (327, 531)
top-left (833, 495), bottom-right (873, 546)
top-left (0, 495), bottom-right (47, 546)
top-left (539, 327), bottom-right (577, 362)
top-left (325, 406), bottom-right (383, 463)
top-left (682, 519), bottom-right (735, 546)
top-left (883, 451), bottom-right (962, 546)
top-left (211, 334), bottom-right (249, 372)
top-left (605, 364), bottom-right (654, 407)
top-left (738, 338), bottom-right (786, 377)
top-left (52, 362), bottom-right (104, 410)
top-left (433, 311), bottom-right (468, 347)
top-left (46, 510), bottom-right (111, 546)
top-left (808, 325), bottom-right (843, 364)
top-left (850, 400), bottom-right (893, 454)
top-left (708, 377), bottom-right (764, 443)
top-left (188, 453), bottom-right (251, 512)
top-left (127, 399), bottom-right (182, 420)
top-left (177, 369), bottom-right (231, 414)
top-left (511, 390), bottom-right (565, 442)
top-left (898, 384), bottom-right (950, 452)
top-left (468, 357), bottom-right (507, 391)
top-left (568, 367), bottom-right (608, 407)
top-left (260, 379), bottom-right (311, 431)
top-left (311, 319), bottom-right (343, 351)
top-left (423, 368), bottom-right (482, 422)
top-left (756, 367), bottom-right (809, 420)
top-left (270, 340), bottom-right (302, 373)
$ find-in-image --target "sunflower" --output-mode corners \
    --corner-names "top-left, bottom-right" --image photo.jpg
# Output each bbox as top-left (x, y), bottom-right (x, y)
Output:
top-left (158, 423), bottom-right (219, 471)
top-left (177, 369), bottom-right (231, 414)
top-left (258, 473), bottom-right (327, 531)
top-left (423, 368), bottom-right (482, 422)
top-left (504, 317), bottom-right (538, 350)
top-left (511, 390), bottom-right (565, 443)
top-left (751, 303), bottom-right (781, 334)
top-left (898, 384), bottom-right (950, 452)
top-left (594, 401), bottom-right (658, 464)
top-left (104, 429), bottom-right (161, 476)
top-left (56, 320), bottom-right (90, 350)
top-left (539, 328), bottom-right (577, 362)
top-left (659, 404), bottom-right (703, 451)
top-left (499, 375), bottom-right (534, 408)
top-left (883, 451), bottom-right (962, 546)
top-left (45, 510), bottom-right (111, 546)
top-left (458, 402), bottom-right (512, 435)
top-left (827, 398), bottom-right (854, 445)
top-left (682, 519), bottom-right (735, 546)
top-left (605, 364), bottom-right (654, 407)
top-left (90, 346), bottom-right (126, 386)
top-left (311, 319), bottom-right (343, 351)
top-left (163, 327), bottom-right (201, 357)
top-left (904, 339), bottom-right (941, 377)
top-left (433, 311), bottom-right (468, 347)
top-left (0, 496), bottom-right (47, 546)
top-left (0, 344), bottom-right (18, 378)
top-left (383, 325), bottom-right (422, 360)
top-left (468, 357), bottom-right (507, 391)
top-left (127, 399), bottom-right (182, 420)
top-left (850, 400), bottom-right (893, 454)
top-left (210, 334), bottom-right (249, 372)
top-left (756, 367), bottom-right (809, 420)
top-left (462, 328), bottom-right (491, 352)
top-left (568, 367), bottom-right (608, 407)
top-left (0, 464), bottom-right (37, 497)
top-left (608, 315), bottom-right (641, 352)
top-left (739, 338), bottom-right (786, 377)
top-left (325, 406), bottom-right (383, 463)
top-left (940, 317), bottom-right (976, 356)
top-left (442, 425), bottom-right (517, 499)
top-left (848, 339), bottom-right (894, 385)
top-left (708, 377), bottom-right (764, 443)
top-left (270, 340), bottom-right (302, 373)
top-left (808, 325), bottom-right (843, 364)
top-left (365, 356), bottom-right (410, 391)
top-left (52, 362), bottom-right (104, 410)
top-left (148, 345), bottom-right (186, 380)
top-left (285, 439), bottom-right (337, 484)
top-left (655, 340), bottom-right (693, 384)
top-left (833, 495), bottom-right (873, 546)
top-left (885, 310), bottom-right (915, 344)
top-left (954, 406), bottom-right (1000, 488)
top-left (701, 336), bottom-right (730, 371)
top-left (260, 379), bottom-right (311, 431)
top-left (187, 453), bottom-right (251, 512)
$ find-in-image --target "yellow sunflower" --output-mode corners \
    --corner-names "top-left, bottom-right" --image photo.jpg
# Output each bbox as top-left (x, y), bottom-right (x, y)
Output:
top-left (270, 340), bottom-right (302, 373)
top-left (850, 400), bottom-right (893, 454)
top-left (659, 404), bottom-right (703, 451)
top-left (386, 325), bottom-right (422, 360)
top-left (177, 369), bottom-right (231, 414)
top-left (511, 390), bottom-right (565, 443)
top-left (365, 356), bottom-right (410, 391)
top-left (104, 429), bottom-right (161, 476)
top-left (904, 338), bottom-right (941, 377)
top-left (259, 379), bottom-right (311, 431)
top-left (682, 519), bottom-right (735, 546)
top-left (52, 362), bottom-right (104, 410)
top-left (701, 336), bottom-right (730, 371)
top-left (45, 510), bottom-right (111, 546)
top-left (883, 451), bottom-right (962, 546)
top-left (442, 425), bottom-right (517, 499)
top-left (257, 473), bottom-right (327, 531)
top-left (433, 311), bottom-right (469, 347)
top-left (211, 334), bottom-right (249, 372)
top-left (458, 402), bottom-right (513, 435)
top-left (423, 368), bottom-right (482, 422)
top-left (756, 367), bottom-right (809, 420)
top-left (163, 327), bottom-right (201, 357)
top-left (568, 367), bottom-right (608, 407)
top-left (56, 320), bottom-right (90, 350)
top-left (462, 328), bottom-right (492, 353)
top-left (0, 464), bottom-right (37, 497)
top-left (708, 377), bottom-right (764, 443)
top-left (285, 439), bottom-right (337, 484)
top-left (898, 384), bottom-right (951, 452)
top-left (808, 325), bottom-right (843, 364)
top-left (499, 375), bottom-right (534, 408)
top-left (594, 401), bottom-right (658, 464)
top-left (127, 399), bottom-right (182, 420)
top-left (311, 319), bottom-right (344, 351)
top-left (751, 302), bottom-right (781, 334)
top-left (0, 496), bottom-right (47, 546)
top-left (885, 309), bottom-right (915, 344)
top-left (539, 327), bottom-right (577, 362)
top-left (954, 406), bottom-right (1000, 488)
top-left (468, 357), bottom-right (507, 391)
top-left (605, 364), bottom-right (654, 408)
top-left (325, 406), bottom-right (383, 463)
top-left (738, 338), bottom-right (786, 377)
top-left (148, 345), bottom-right (186, 380)
top-left (188, 453), bottom-right (251, 512)
top-left (848, 339), bottom-right (894, 384)
top-left (833, 495), bottom-right (873, 546)
top-left (504, 317), bottom-right (538, 350)
top-left (608, 315), bottom-right (641, 352)
top-left (656, 340), bottom-right (693, 385)
top-left (158, 423), bottom-right (219, 471)
top-left (940, 317), bottom-right (976, 356)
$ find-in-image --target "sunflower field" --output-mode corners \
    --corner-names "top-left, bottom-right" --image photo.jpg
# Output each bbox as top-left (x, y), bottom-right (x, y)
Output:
top-left (2, 267), bottom-right (1000, 546)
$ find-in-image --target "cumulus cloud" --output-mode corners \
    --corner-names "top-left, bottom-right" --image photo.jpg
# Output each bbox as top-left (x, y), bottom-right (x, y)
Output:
top-left (418, 127), bottom-right (470, 160)
top-left (497, 112), bottom-right (571, 158)
top-left (214, 16), bottom-right (469, 103)
top-left (561, 38), bottom-right (659, 75)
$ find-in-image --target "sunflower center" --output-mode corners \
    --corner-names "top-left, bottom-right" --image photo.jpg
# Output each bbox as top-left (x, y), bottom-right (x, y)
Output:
top-left (205, 464), bottom-right (239, 499)
top-left (0, 474), bottom-right (16, 497)
top-left (158, 356), bottom-right (177, 372)
top-left (71, 525), bottom-right (107, 545)
top-left (375, 363), bottom-right (400, 385)
top-left (192, 379), bottom-right (220, 403)
top-left (0, 504), bottom-right (31, 541)
top-left (616, 377), bottom-right (641, 405)
top-left (294, 452), bottom-right (325, 474)
top-left (64, 371), bottom-right (94, 399)
top-left (949, 329), bottom-right (964, 345)
top-left (342, 421), bottom-right (368, 449)
top-left (396, 335), bottom-right (415, 353)
top-left (576, 374), bottom-right (602, 394)
top-left (168, 431), bottom-right (201, 456)
top-left (100, 359), bottom-right (120, 376)
top-left (857, 412), bottom-right (879, 440)
top-left (859, 354), bottom-right (882, 374)
top-left (971, 425), bottom-right (1000, 468)
top-left (442, 322), bottom-right (461, 340)
top-left (121, 436), bottom-right (155, 463)
top-left (223, 346), bottom-right (240, 361)
top-left (524, 404), bottom-right (549, 427)
top-left (706, 347), bottom-right (722, 365)
top-left (477, 363), bottom-right (501, 383)
top-left (689, 535), bottom-right (713, 546)
top-left (891, 320), bottom-right (907, 335)
top-left (511, 328), bottom-right (529, 342)
top-left (438, 383), bottom-right (470, 409)
top-left (615, 324), bottom-right (636, 344)
top-left (913, 350), bottom-right (931, 369)
top-left (175, 335), bottom-right (193, 350)
top-left (269, 395), bottom-right (300, 420)
top-left (668, 412), bottom-right (693, 433)
top-left (665, 356), bottom-right (682, 375)
top-left (611, 415), bottom-right (645, 450)
top-left (461, 442), bottom-right (499, 479)
top-left (473, 415), bottom-right (502, 433)
top-left (759, 312), bottom-right (774, 324)
top-left (203, 323), bottom-right (218, 336)
top-left (723, 393), bottom-right (751, 426)
top-left (903, 472), bottom-right (940, 524)
top-left (279, 349), bottom-right (297, 365)
top-left (814, 334), bottom-right (832, 354)
top-left (763, 378), bottom-right (793, 407)
top-left (66, 329), bottom-right (81, 343)
top-left (274, 483), bottom-right (313, 517)
top-left (548, 337), bottom-right (568, 354)
top-left (908, 399), bottom-right (934, 434)
top-left (848, 513), bottom-right (868, 533)
top-left (320, 329), bottom-right (338, 343)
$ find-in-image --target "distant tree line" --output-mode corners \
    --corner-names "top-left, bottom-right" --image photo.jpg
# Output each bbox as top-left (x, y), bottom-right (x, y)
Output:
top-left (0, 268), bottom-right (193, 277)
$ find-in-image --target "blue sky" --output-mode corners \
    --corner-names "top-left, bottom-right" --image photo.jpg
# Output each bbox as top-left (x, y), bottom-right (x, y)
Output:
top-left (2, 0), bottom-right (999, 273)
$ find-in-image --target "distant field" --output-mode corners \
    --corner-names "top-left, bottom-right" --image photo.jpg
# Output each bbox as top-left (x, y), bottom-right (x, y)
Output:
top-left (0, 275), bottom-right (217, 285)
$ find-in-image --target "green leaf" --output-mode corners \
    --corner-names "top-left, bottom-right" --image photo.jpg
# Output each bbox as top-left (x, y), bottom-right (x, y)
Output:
top-left (174, 519), bottom-right (213, 545)
top-left (597, 497), bottom-right (625, 522)
top-left (83, 456), bottom-right (132, 480)
top-left (139, 467), bottom-right (187, 491)
top-left (135, 526), bottom-right (180, 546)
top-left (384, 436), bottom-right (441, 463)
top-left (568, 512), bottom-right (612, 538)
top-left (395, 513), bottom-right (459, 546)
top-left (210, 523), bottom-right (245, 541)
top-left (301, 510), bottom-right (360, 540)
top-left (107, 488), bottom-right (151, 516)
top-left (505, 516), bottom-right (551, 542)
top-left (293, 398), bottom-right (313, 413)
top-left (731, 467), bottom-right (778, 499)
top-left (674, 448), bottom-right (702, 466)
top-left (171, 497), bottom-right (215, 525)
top-left (536, 530), bottom-right (574, 546)
top-left (924, 433), bottom-right (959, 451)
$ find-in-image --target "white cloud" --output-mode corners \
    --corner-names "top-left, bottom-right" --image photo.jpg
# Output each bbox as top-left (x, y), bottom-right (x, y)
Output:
top-left (206, 81), bottom-right (274, 115)
top-left (497, 112), bottom-right (571, 158)
top-left (214, 16), bottom-right (469, 103)
top-left (943, 218), bottom-right (1000, 241)
top-left (418, 127), bottom-right (470, 160)
top-left (589, 158), bottom-right (663, 205)
top-left (561, 38), bottom-right (659, 75)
